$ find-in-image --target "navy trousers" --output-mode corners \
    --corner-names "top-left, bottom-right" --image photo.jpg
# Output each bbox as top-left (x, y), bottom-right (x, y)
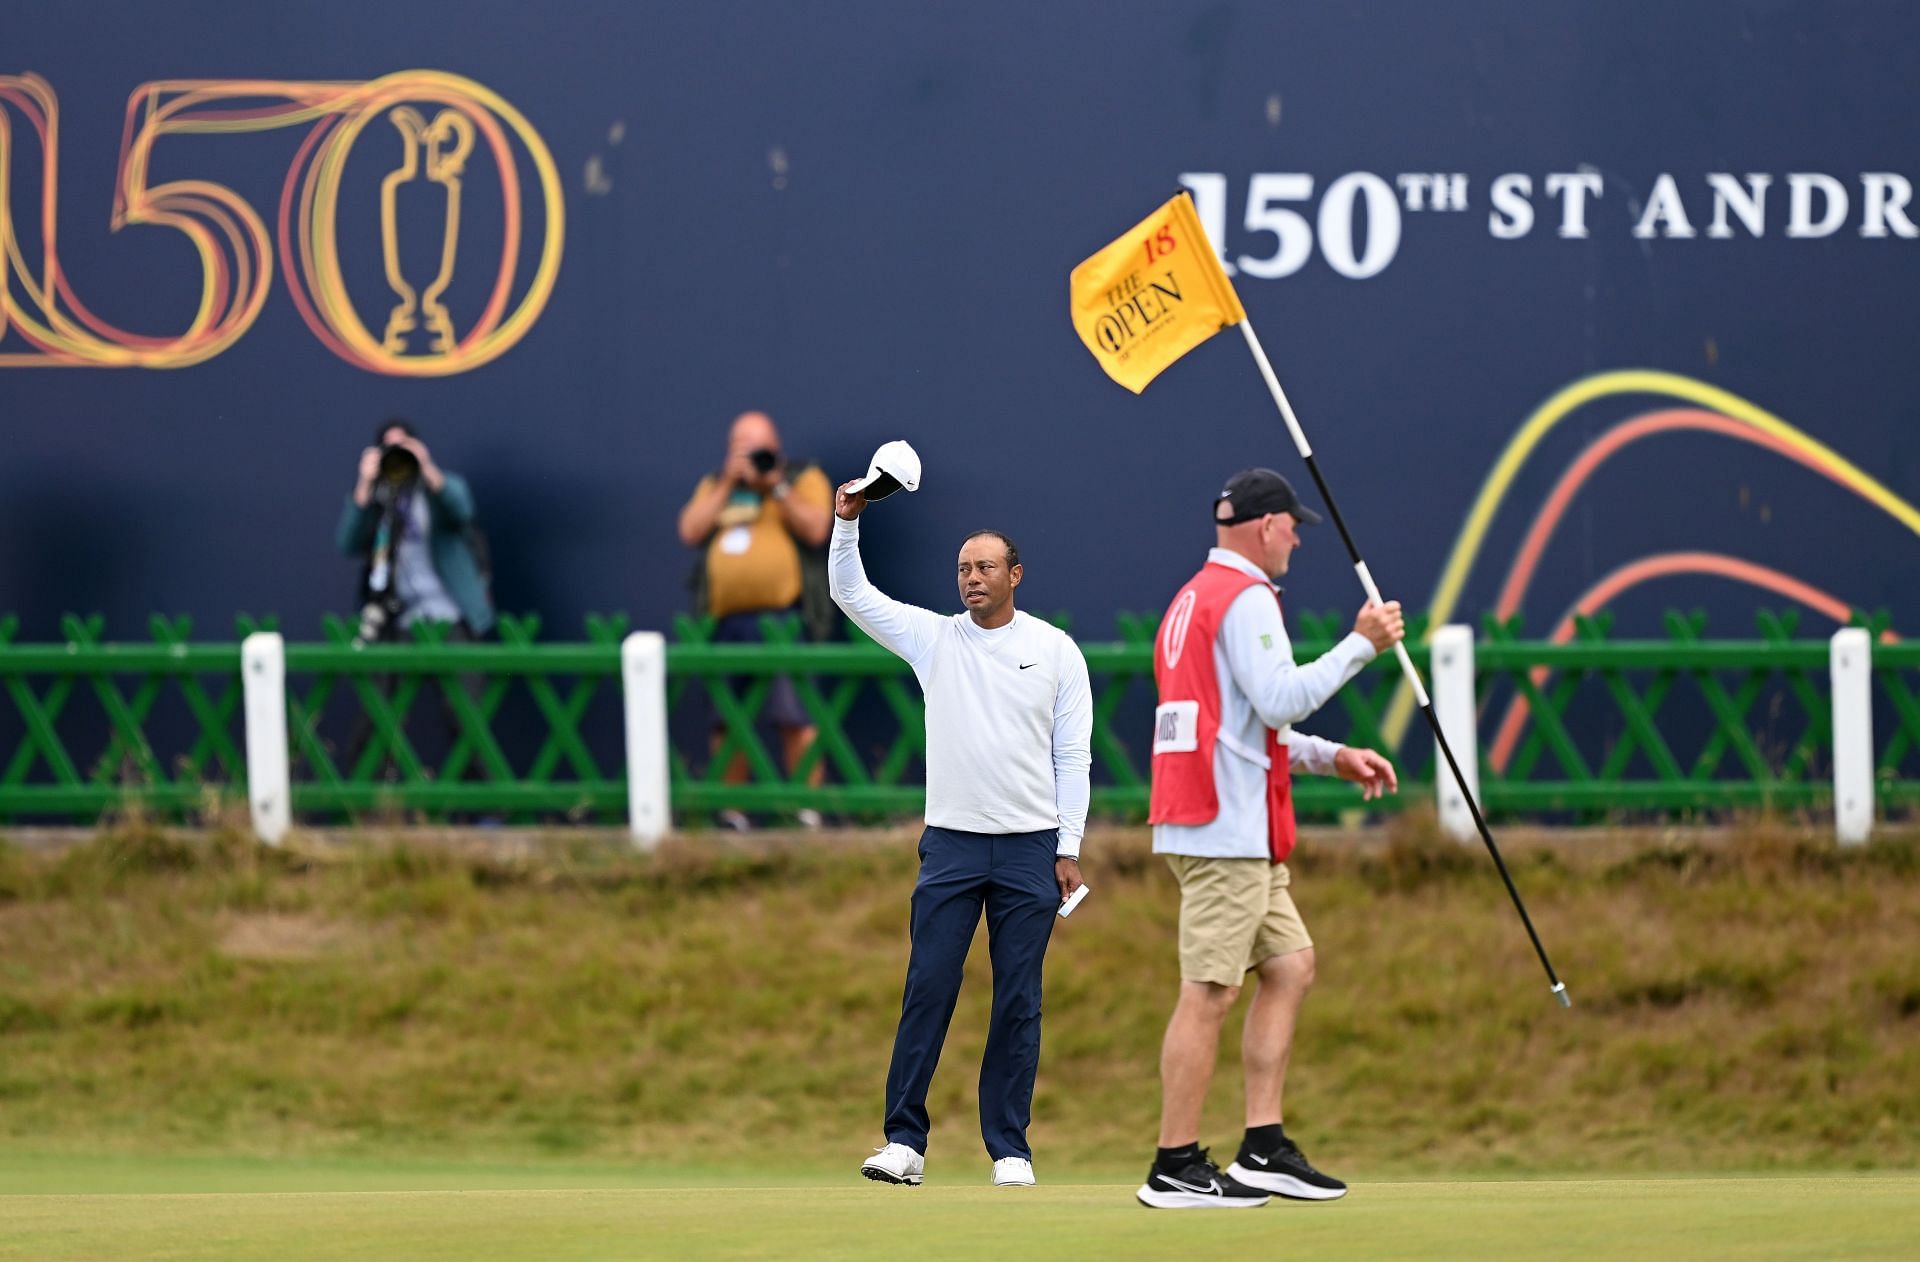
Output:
top-left (883, 825), bottom-right (1059, 1160)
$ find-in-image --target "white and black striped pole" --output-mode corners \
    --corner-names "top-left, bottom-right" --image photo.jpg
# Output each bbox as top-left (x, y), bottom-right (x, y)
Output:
top-left (1238, 318), bottom-right (1572, 1008)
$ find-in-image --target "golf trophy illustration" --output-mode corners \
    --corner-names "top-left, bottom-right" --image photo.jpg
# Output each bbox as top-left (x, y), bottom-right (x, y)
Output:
top-left (380, 106), bottom-right (475, 355)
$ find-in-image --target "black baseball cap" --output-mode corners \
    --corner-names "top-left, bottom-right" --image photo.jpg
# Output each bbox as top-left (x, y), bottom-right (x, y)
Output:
top-left (1213, 467), bottom-right (1323, 526)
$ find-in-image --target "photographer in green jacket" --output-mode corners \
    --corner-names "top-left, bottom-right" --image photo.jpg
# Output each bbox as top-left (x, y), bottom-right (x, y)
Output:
top-left (336, 419), bottom-right (495, 642)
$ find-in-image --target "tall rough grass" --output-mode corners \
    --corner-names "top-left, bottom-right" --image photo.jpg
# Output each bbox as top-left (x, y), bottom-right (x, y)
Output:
top-left (0, 817), bottom-right (1914, 1174)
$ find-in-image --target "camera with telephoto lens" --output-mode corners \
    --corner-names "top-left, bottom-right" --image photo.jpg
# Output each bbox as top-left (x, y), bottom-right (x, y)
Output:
top-left (378, 443), bottom-right (420, 484)
top-left (748, 447), bottom-right (779, 475)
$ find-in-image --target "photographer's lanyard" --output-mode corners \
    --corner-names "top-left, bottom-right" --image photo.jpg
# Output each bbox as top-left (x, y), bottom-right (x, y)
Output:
top-left (368, 491), bottom-right (406, 594)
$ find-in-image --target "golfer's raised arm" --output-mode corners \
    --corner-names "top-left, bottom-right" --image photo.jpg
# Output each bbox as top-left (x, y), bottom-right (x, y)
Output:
top-left (1051, 642), bottom-right (1094, 858)
top-left (1222, 588), bottom-right (1376, 732)
top-left (828, 500), bottom-right (943, 667)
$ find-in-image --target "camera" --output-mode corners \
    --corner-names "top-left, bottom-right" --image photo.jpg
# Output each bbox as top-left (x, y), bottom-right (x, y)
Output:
top-left (379, 443), bottom-right (421, 484)
top-left (748, 447), bottom-right (779, 475)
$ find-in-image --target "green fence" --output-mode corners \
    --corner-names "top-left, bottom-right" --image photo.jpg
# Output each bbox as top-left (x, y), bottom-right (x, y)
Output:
top-left (1471, 610), bottom-right (1920, 812)
top-left (0, 610), bottom-right (1915, 826)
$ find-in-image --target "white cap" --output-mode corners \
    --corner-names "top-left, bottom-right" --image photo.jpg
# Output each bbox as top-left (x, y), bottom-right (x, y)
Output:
top-left (846, 439), bottom-right (921, 501)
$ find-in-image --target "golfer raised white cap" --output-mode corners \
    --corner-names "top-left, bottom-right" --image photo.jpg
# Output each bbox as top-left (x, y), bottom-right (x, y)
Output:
top-left (845, 439), bottom-right (921, 501)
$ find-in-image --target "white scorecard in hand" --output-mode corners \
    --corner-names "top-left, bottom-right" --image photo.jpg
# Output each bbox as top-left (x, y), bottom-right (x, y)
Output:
top-left (1057, 884), bottom-right (1090, 918)
top-left (846, 439), bottom-right (921, 501)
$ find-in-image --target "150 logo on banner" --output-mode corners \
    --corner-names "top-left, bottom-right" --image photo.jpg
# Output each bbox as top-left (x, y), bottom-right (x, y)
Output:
top-left (1180, 168), bottom-right (1918, 281)
top-left (0, 71), bottom-right (563, 374)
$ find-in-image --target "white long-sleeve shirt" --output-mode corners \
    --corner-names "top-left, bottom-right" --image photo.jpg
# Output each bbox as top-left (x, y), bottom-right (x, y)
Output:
top-left (1153, 548), bottom-right (1377, 859)
top-left (829, 517), bottom-right (1093, 857)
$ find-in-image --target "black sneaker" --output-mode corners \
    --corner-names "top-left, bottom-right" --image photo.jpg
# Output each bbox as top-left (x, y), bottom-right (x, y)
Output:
top-left (1225, 1133), bottom-right (1347, 1200)
top-left (1136, 1148), bottom-right (1270, 1209)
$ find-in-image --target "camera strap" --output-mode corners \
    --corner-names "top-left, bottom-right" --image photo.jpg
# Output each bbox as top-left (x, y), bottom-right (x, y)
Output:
top-left (368, 489), bottom-right (407, 593)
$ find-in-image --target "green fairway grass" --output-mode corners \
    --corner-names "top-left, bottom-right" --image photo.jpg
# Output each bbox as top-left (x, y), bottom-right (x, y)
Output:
top-left (2, 1159), bottom-right (1916, 1262)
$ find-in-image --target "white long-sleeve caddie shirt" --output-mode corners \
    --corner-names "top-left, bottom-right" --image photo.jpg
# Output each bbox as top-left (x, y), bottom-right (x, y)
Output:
top-left (1152, 548), bottom-right (1378, 860)
top-left (828, 517), bottom-right (1094, 858)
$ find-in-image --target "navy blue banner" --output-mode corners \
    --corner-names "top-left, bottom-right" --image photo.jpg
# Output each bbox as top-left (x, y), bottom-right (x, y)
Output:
top-left (4, 1), bottom-right (1914, 641)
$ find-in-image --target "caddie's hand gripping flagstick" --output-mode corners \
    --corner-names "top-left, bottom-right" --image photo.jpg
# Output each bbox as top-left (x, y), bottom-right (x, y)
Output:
top-left (1237, 319), bottom-right (1572, 1009)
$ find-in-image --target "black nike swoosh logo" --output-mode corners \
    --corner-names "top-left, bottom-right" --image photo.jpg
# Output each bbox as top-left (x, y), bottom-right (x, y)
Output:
top-left (1019, 663), bottom-right (1037, 670)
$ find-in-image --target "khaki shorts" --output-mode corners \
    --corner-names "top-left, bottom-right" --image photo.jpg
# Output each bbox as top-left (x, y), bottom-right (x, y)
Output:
top-left (1165, 855), bottom-right (1313, 987)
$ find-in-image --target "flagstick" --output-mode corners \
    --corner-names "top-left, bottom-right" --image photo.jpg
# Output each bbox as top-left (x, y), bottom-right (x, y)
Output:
top-left (1238, 318), bottom-right (1572, 1009)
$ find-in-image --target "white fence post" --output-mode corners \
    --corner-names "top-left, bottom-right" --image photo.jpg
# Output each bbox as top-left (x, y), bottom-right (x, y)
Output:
top-left (1430, 624), bottom-right (1481, 842)
top-left (622, 631), bottom-right (670, 850)
top-left (240, 632), bottom-right (290, 846)
top-left (1830, 627), bottom-right (1874, 846)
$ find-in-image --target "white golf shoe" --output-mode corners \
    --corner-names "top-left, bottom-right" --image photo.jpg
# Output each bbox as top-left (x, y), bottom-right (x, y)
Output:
top-left (991, 1156), bottom-right (1036, 1187)
top-left (861, 1142), bottom-right (925, 1186)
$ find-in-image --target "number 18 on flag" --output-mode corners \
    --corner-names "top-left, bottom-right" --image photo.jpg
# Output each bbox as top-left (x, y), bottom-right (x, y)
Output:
top-left (1068, 192), bottom-right (1246, 394)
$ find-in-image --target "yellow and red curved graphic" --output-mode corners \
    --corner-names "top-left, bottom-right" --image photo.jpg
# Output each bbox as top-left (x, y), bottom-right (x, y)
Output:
top-left (1384, 370), bottom-right (1920, 752)
top-left (0, 70), bottom-right (563, 374)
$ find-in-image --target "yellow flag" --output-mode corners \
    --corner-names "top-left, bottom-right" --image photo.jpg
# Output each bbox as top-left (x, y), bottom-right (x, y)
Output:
top-left (1069, 192), bottom-right (1246, 394)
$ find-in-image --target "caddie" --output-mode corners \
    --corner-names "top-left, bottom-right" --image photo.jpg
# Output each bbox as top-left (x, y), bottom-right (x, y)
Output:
top-left (1136, 468), bottom-right (1404, 1210)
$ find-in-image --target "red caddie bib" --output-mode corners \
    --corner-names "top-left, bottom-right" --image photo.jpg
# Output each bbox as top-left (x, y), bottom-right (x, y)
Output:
top-left (1147, 562), bottom-right (1297, 863)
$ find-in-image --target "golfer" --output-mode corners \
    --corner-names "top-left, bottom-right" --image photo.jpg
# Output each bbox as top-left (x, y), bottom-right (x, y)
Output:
top-left (1137, 468), bottom-right (1403, 1210)
top-left (830, 456), bottom-right (1091, 1190)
